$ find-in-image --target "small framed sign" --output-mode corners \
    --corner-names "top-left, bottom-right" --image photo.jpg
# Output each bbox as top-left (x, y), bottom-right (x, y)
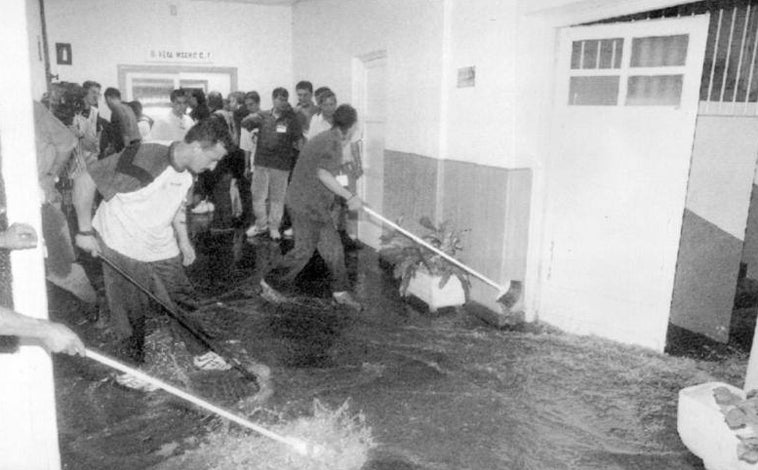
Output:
top-left (55, 43), bottom-right (72, 65)
top-left (457, 66), bottom-right (476, 88)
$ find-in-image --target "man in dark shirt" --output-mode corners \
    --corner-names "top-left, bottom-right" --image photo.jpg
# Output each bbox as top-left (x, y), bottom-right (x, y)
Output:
top-left (104, 87), bottom-right (141, 155)
top-left (259, 104), bottom-right (363, 310)
top-left (241, 87), bottom-right (302, 240)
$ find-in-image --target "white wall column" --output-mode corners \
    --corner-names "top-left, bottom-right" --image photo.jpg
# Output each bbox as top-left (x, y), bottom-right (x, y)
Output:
top-left (0, 0), bottom-right (61, 468)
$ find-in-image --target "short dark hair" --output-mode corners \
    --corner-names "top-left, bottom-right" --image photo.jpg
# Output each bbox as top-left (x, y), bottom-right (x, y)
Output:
top-left (104, 87), bottom-right (121, 100)
top-left (244, 91), bottom-right (260, 104)
top-left (185, 117), bottom-right (234, 150)
top-left (314, 86), bottom-right (332, 101)
top-left (170, 89), bottom-right (185, 103)
top-left (316, 90), bottom-right (336, 106)
top-left (295, 81), bottom-right (313, 93)
top-left (333, 104), bottom-right (357, 133)
top-left (272, 87), bottom-right (288, 100)
top-left (228, 91), bottom-right (245, 105)
top-left (207, 91), bottom-right (224, 111)
top-left (82, 80), bottom-right (101, 91)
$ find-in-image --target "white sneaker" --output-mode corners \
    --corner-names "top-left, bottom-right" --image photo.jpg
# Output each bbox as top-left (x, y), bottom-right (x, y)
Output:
top-left (259, 279), bottom-right (288, 303)
top-left (193, 351), bottom-right (232, 371)
top-left (245, 225), bottom-right (268, 237)
top-left (191, 200), bottom-right (214, 214)
top-left (115, 372), bottom-right (159, 392)
top-left (332, 291), bottom-right (363, 311)
top-left (269, 229), bottom-right (281, 240)
top-left (282, 227), bottom-right (294, 239)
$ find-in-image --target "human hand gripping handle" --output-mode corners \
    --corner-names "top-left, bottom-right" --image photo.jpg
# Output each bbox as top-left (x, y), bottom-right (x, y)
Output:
top-left (346, 194), bottom-right (363, 212)
top-left (41, 322), bottom-right (85, 356)
top-left (75, 230), bottom-right (101, 257)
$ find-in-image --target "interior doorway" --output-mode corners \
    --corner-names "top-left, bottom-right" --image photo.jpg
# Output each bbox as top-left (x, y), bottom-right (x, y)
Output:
top-left (352, 51), bottom-right (387, 250)
top-left (117, 64), bottom-right (237, 121)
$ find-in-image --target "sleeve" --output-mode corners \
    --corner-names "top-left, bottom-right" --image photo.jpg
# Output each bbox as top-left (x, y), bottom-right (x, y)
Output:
top-left (316, 139), bottom-right (342, 174)
top-left (239, 128), bottom-right (253, 152)
top-left (38, 104), bottom-right (77, 155)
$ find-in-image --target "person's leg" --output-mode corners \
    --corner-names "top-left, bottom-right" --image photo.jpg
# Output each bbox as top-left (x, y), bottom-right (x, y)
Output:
top-left (100, 242), bottom-right (152, 364)
top-left (251, 166), bottom-right (270, 231)
top-left (316, 221), bottom-right (361, 309)
top-left (259, 210), bottom-right (319, 292)
top-left (316, 221), bottom-right (350, 293)
top-left (149, 256), bottom-right (208, 358)
top-left (267, 168), bottom-right (289, 238)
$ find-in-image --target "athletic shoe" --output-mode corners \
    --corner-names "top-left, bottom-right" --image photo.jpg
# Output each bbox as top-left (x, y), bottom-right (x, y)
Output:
top-left (332, 291), bottom-right (363, 311)
top-left (115, 372), bottom-right (159, 392)
top-left (245, 225), bottom-right (268, 237)
top-left (269, 229), bottom-right (281, 241)
top-left (193, 351), bottom-right (233, 371)
top-left (282, 227), bottom-right (294, 239)
top-left (191, 200), bottom-right (215, 214)
top-left (259, 278), bottom-right (288, 303)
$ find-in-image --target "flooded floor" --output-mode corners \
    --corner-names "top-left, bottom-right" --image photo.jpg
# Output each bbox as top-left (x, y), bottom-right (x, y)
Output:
top-left (50, 226), bottom-right (747, 470)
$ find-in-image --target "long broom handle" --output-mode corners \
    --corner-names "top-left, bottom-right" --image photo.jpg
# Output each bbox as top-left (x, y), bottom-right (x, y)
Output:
top-left (85, 348), bottom-right (322, 458)
top-left (98, 254), bottom-right (256, 381)
top-left (362, 207), bottom-right (504, 291)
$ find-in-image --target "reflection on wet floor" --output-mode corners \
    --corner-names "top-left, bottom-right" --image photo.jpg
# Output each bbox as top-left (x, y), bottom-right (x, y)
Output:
top-left (52, 227), bottom-right (738, 469)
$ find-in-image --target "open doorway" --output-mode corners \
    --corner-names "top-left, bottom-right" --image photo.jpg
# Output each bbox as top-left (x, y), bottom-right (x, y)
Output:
top-left (117, 64), bottom-right (237, 123)
top-left (593, 1), bottom-right (758, 357)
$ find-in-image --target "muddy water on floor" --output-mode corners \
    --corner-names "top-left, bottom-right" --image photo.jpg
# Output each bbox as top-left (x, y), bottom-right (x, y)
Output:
top-left (56, 233), bottom-right (734, 469)
top-left (212, 246), bottom-right (717, 470)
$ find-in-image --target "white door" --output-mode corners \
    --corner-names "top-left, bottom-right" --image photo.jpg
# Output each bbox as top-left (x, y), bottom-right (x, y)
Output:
top-left (539, 16), bottom-right (709, 351)
top-left (354, 54), bottom-right (387, 249)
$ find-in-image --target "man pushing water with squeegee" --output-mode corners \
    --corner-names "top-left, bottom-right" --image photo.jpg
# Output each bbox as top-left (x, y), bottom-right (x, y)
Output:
top-left (74, 118), bottom-right (249, 391)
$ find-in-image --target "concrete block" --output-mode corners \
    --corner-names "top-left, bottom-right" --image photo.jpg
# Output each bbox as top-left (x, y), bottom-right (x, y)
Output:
top-left (678, 382), bottom-right (757, 470)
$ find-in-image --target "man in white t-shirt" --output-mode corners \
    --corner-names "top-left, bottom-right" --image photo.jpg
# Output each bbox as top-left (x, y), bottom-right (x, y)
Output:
top-left (146, 89), bottom-right (194, 143)
top-left (74, 119), bottom-right (235, 390)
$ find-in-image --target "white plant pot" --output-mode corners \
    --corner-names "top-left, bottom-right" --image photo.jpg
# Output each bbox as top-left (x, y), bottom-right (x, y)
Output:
top-left (404, 268), bottom-right (466, 312)
top-left (678, 382), bottom-right (758, 470)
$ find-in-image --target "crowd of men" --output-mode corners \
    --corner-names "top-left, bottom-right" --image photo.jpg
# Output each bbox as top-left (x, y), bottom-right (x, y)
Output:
top-left (0, 79), bottom-right (365, 391)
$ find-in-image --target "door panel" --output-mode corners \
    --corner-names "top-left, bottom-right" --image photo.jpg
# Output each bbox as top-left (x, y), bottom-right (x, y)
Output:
top-left (540, 16), bottom-right (710, 351)
top-left (356, 56), bottom-right (387, 249)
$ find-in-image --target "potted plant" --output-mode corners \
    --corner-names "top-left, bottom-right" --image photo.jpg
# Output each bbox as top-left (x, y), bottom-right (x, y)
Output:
top-left (379, 216), bottom-right (471, 312)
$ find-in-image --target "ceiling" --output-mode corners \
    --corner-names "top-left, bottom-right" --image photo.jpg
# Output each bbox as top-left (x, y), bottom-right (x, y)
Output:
top-left (190, 0), bottom-right (302, 5)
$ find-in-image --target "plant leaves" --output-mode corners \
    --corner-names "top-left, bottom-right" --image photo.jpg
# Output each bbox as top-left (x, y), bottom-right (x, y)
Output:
top-left (738, 442), bottom-right (758, 463)
top-left (726, 407), bottom-right (749, 429)
top-left (714, 387), bottom-right (744, 406)
top-left (439, 272), bottom-right (451, 289)
top-left (419, 216), bottom-right (437, 232)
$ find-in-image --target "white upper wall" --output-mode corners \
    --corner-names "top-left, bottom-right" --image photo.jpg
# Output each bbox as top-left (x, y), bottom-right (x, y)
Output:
top-left (41, 0), bottom-right (292, 106)
top-left (293, 0), bottom-right (445, 158)
top-left (445, 0), bottom-right (518, 167)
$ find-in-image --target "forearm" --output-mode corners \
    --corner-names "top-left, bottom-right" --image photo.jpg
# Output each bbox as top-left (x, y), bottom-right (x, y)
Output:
top-left (72, 171), bottom-right (97, 231)
top-left (172, 203), bottom-right (191, 245)
top-left (318, 169), bottom-right (353, 200)
top-left (0, 306), bottom-right (51, 340)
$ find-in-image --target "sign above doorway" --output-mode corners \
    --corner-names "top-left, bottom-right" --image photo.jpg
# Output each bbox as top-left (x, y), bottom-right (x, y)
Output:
top-left (147, 49), bottom-right (213, 64)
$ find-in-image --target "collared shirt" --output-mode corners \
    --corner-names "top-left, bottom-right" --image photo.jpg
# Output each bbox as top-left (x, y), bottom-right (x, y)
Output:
top-left (242, 109), bottom-right (302, 171)
top-left (306, 112), bottom-right (332, 141)
top-left (147, 112), bottom-right (195, 143)
top-left (295, 101), bottom-right (318, 134)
